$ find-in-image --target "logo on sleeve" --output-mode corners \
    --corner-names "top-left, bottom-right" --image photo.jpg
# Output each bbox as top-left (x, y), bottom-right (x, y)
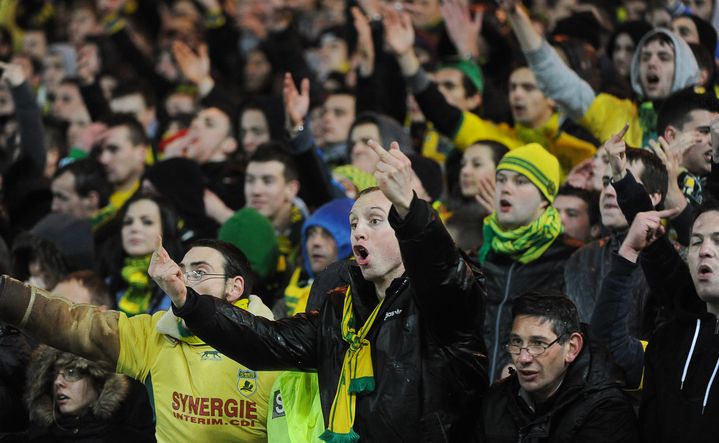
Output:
top-left (383, 308), bottom-right (403, 321)
top-left (272, 390), bottom-right (285, 419)
top-left (237, 369), bottom-right (257, 397)
top-left (200, 350), bottom-right (222, 361)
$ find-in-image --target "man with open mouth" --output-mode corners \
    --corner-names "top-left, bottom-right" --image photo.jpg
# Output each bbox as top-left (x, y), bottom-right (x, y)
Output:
top-left (153, 138), bottom-right (488, 442)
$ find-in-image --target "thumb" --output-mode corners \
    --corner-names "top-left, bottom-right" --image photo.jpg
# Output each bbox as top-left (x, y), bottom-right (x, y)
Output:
top-left (656, 206), bottom-right (681, 219)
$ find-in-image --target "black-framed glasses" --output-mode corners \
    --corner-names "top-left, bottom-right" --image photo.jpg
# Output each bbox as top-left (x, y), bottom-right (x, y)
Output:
top-left (504, 335), bottom-right (564, 357)
top-left (54, 367), bottom-right (86, 382)
top-left (183, 270), bottom-right (227, 284)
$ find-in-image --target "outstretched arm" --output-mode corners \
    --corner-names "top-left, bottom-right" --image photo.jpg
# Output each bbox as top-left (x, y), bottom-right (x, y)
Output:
top-left (0, 276), bottom-right (120, 370)
top-left (501, 0), bottom-right (596, 121)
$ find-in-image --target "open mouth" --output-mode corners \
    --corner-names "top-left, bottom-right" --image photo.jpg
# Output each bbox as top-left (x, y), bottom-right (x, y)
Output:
top-left (353, 245), bottom-right (369, 265)
top-left (645, 73), bottom-right (660, 87)
top-left (499, 199), bottom-right (512, 212)
top-left (56, 394), bottom-right (69, 401)
top-left (698, 264), bottom-right (714, 279)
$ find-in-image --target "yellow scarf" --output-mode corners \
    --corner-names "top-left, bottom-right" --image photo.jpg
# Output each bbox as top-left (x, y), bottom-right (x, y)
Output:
top-left (320, 287), bottom-right (384, 443)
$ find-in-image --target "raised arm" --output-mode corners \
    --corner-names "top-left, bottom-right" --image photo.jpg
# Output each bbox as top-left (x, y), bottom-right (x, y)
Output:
top-left (501, 0), bottom-right (596, 121)
top-left (150, 237), bottom-right (320, 371)
top-left (0, 276), bottom-right (120, 369)
top-left (369, 140), bottom-right (486, 339)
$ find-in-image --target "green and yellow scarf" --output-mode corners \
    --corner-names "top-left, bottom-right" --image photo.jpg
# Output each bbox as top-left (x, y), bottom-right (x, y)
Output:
top-left (478, 207), bottom-right (563, 265)
top-left (320, 287), bottom-right (384, 443)
top-left (118, 255), bottom-right (153, 316)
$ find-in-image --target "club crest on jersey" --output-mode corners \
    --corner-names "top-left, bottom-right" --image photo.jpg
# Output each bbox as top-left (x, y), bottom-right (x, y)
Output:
top-left (200, 350), bottom-right (222, 361)
top-left (237, 369), bottom-right (257, 397)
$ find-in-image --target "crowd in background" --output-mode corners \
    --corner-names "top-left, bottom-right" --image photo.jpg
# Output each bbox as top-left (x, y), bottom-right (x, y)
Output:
top-left (0, 0), bottom-right (719, 441)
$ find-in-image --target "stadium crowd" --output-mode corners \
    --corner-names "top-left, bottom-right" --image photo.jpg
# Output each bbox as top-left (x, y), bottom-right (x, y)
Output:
top-left (0, 0), bottom-right (718, 441)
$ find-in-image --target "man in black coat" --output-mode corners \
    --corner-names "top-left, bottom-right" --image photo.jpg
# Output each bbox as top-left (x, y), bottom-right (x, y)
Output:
top-left (480, 292), bottom-right (639, 443)
top-left (150, 139), bottom-right (488, 442)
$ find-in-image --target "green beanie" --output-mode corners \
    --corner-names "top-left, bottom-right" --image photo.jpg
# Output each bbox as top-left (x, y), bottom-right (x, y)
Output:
top-left (218, 208), bottom-right (278, 280)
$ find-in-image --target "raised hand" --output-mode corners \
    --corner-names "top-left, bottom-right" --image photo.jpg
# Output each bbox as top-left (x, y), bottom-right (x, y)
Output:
top-left (368, 139), bottom-right (414, 218)
top-left (282, 72), bottom-right (310, 127)
top-left (352, 6), bottom-right (375, 77)
top-left (148, 236), bottom-right (187, 307)
top-left (172, 41), bottom-right (211, 87)
top-left (0, 61), bottom-right (26, 87)
top-left (475, 174), bottom-right (496, 214)
top-left (618, 207), bottom-right (680, 263)
top-left (604, 123), bottom-right (629, 182)
top-left (383, 5), bottom-right (415, 56)
top-left (441, 0), bottom-right (482, 59)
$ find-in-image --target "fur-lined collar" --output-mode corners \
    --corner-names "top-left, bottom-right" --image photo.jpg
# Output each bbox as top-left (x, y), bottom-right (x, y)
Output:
top-left (24, 346), bottom-right (130, 428)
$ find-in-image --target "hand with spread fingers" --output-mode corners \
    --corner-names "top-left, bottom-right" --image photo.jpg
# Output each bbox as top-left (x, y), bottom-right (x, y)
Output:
top-left (368, 139), bottom-right (414, 218)
top-left (441, 0), bottom-right (482, 59)
top-left (604, 123), bottom-right (630, 182)
top-left (618, 207), bottom-right (680, 263)
top-left (475, 174), bottom-right (496, 214)
top-left (148, 235), bottom-right (187, 307)
top-left (283, 72), bottom-right (310, 128)
top-left (648, 133), bottom-right (695, 214)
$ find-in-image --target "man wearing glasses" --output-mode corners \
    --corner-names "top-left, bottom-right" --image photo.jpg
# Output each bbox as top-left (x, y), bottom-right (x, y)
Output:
top-left (0, 239), bottom-right (279, 442)
top-left (480, 292), bottom-right (638, 442)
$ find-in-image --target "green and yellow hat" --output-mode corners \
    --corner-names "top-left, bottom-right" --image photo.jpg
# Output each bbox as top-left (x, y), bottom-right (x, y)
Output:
top-left (497, 143), bottom-right (560, 203)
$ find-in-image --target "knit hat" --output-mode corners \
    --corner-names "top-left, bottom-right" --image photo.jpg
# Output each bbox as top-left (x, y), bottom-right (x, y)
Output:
top-left (31, 213), bottom-right (94, 271)
top-left (497, 143), bottom-right (560, 203)
top-left (218, 208), bottom-right (278, 280)
top-left (301, 198), bottom-right (354, 278)
top-left (437, 59), bottom-right (484, 93)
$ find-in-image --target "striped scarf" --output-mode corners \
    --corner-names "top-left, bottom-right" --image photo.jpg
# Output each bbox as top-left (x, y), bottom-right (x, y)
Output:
top-left (479, 207), bottom-right (563, 265)
top-left (320, 287), bottom-right (384, 443)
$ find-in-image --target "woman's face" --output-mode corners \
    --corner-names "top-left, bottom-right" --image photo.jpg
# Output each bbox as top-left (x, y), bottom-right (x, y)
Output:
top-left (459, 144), bottom-right (497, 197)
top-left (122, 199), bottom-right (163, 257)
top-left (612, 33), bottom-right (635, 78)
top-left (53, 366), bottom-right (99, 416)
top-left (240, 109), bottom-right (270, 155)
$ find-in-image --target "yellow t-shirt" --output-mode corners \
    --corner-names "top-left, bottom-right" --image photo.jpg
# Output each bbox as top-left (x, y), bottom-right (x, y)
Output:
top-left (117, 311), bottom-right (278, 442)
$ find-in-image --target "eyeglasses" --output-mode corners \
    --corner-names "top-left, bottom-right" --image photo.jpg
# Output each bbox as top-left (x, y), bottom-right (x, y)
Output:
top-left (54, 367), bottom-right (86, 382)
top-left (505, 335), bottom-right (564, 357)
top-left (601, 176), bottom-right (612, 188)
top-left (183, 270), bottom-right (227, 284)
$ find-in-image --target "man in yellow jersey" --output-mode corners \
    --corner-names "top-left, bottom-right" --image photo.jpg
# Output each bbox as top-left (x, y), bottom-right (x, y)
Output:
top-left (0, 239), bottom-right (278, 442)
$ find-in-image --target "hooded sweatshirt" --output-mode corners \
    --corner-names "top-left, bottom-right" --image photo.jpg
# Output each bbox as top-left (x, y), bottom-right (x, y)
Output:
top-left (526, 28), bottom-right (699, 147)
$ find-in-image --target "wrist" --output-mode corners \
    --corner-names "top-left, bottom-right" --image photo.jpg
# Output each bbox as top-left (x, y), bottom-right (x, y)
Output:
top-left (397, 51), bottom-right (419, 76)
top-left (618, 243), bottom-right (640, 263)
top-left (197, 76), bottom-right (214, 96)
top-left (288, 121), bottom-right (304, 138)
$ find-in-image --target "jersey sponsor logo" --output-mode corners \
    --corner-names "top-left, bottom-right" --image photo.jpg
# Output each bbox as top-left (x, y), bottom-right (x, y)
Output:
top-left (272, 390), bottom-right (285, 419)
top-left (384, 308), bottom-right (403, 321)
top-left (200, 350), bottom-right (222, 361)
top-left (237, 369), bottom-right (257, 398)
top-left (170, 391), bottom-right (258, 427)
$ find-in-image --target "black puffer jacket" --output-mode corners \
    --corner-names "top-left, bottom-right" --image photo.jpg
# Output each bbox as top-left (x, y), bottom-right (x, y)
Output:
top-left (482, 236), bottom-right (579, 381)
top-left (480, 340), bottom-right (639, 443)
top-left (175, 195), bottom-right (488, 442)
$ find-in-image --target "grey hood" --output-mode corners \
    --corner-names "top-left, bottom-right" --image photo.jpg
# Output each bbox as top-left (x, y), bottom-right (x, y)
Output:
top-left (630, 28), bottom-right (699, 99)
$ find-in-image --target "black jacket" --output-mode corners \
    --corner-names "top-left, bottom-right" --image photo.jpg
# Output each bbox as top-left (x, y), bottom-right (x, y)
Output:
top-left (480, 340), bottom-right (639, 443)
top-left (175, 195), bottom-right (488, 442)
top-left (564, 233), bottom-right (650, 338)
top-left (482, 236), bottom-right (579, 381)
top-left (638, 237), bottom-right (719, 442)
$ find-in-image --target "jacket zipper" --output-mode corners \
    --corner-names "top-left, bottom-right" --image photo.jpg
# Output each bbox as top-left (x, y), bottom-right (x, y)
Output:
top-left (490, 262), bottom-right (516, 381)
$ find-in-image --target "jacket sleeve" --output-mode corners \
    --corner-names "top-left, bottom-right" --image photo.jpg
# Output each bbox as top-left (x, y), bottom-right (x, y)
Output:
top-left (0, 276), bottom-right (120, 369)
top-left (174, 288), bottom-right (321, 371)
top-left (613, 169), bottom-right (654, 224)
top-left (524, 40), bottom-right (597, 122)
top-left (388, 194), bottom-right (486, 341)
top-left (589, 252), bottom-right (645, 389)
